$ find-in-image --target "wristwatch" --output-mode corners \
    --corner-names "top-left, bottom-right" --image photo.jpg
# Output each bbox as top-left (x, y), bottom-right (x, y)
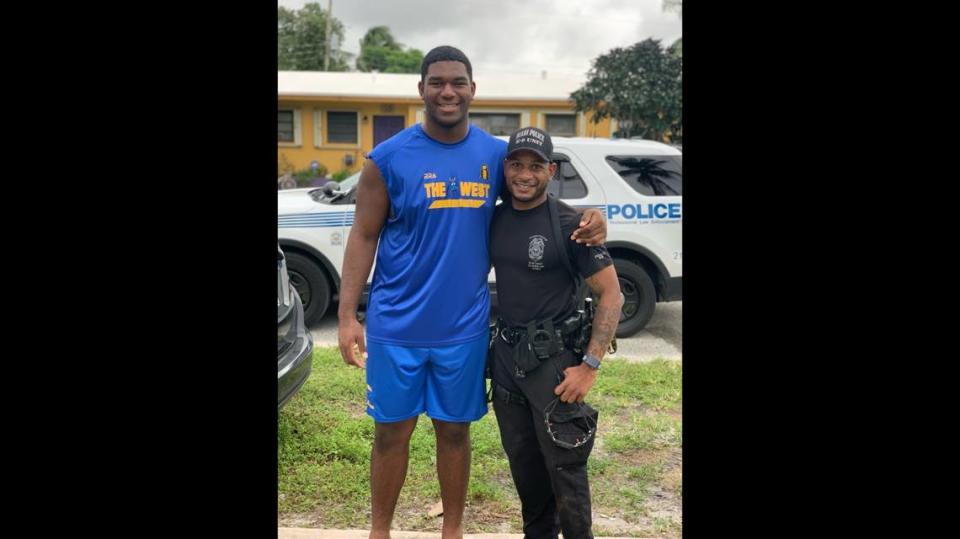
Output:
top-left (582, 353), bottom-right (601, 370)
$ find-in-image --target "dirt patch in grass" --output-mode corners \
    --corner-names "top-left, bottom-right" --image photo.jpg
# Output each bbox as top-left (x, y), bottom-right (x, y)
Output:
top-left (588, 444), bottom-right (682, 538)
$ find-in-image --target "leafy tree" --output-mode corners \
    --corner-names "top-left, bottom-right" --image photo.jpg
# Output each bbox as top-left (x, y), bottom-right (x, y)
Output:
top-left (359, 26), bottom-right (398, 50)
top-left (278, 2), bottom-right (352, 71)
top-left (356, 26), bottom-right (423, 73)
top-left (572, 39), bottom-right (682, 142)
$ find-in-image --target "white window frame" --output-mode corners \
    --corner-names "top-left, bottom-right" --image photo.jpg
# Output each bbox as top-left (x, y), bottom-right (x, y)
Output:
top-left (323, 110), bottom-right (361, 148)
top-left (313, 109), bottom-right (322, 148)
top-left (278, 107), bottom-right (301, 147)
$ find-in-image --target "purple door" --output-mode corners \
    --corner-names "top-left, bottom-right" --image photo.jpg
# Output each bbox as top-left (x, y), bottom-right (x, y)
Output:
top-left (373, 116), bottom-right (405, 147)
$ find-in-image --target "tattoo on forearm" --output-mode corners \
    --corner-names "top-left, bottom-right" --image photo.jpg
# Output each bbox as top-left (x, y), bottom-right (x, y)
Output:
top-left (587, 305), bottom-right (620, 358)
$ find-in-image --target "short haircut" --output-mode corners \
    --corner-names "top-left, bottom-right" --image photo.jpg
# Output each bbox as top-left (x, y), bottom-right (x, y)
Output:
top-left (420, 46), bottom-right (473, 81)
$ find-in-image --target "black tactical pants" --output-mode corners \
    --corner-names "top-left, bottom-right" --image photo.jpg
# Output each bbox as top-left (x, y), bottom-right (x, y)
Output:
top-left (490, 337), bottom-right (598, 539)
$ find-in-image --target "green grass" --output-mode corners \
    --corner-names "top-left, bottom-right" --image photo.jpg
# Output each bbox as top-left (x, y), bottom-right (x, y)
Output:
top-left (627, 462), bottom-right (663, 483)
top-left (604, 414), bottom-right (682, 452)
top-left (279, 348), bottom-right (682, 537)
top-left (591, 358), bottom-right (682, 410)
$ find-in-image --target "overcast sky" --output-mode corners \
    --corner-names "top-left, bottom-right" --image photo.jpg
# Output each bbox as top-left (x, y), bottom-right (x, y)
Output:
top-left (278, 0), bottom-right (681, 79)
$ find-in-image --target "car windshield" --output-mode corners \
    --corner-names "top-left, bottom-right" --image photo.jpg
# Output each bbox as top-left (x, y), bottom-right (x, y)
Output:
top-left (339, 171), bottom-right (361, 191)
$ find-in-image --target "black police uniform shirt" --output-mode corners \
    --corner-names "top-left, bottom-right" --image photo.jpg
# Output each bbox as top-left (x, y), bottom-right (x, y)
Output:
top-left (490, 197), bottom-right (613, 327)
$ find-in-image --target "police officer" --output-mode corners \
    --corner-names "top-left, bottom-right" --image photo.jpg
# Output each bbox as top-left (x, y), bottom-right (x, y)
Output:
top-left (489, 127), bottom-right (623, 539)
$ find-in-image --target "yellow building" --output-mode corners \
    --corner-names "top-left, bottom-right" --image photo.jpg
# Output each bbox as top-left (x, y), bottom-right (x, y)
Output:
top-left (277, 70), bottom-right (615, 176)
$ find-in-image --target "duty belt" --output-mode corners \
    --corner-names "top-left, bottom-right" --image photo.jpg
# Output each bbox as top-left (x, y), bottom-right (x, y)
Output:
top-left (495, 316), bottom-right (584, 378)
top-left (495, 316), bottom-right (580, 348)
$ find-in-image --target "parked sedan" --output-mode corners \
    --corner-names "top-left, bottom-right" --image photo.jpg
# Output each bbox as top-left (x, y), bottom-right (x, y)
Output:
top-left (278, 245), bottom-right (313, 409)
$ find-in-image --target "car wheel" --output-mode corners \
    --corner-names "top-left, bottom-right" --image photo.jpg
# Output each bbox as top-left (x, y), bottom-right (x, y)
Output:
top-left (284, 252), bottom-right (331, 326)
top-left (613, 258), bottom-right (656, 338)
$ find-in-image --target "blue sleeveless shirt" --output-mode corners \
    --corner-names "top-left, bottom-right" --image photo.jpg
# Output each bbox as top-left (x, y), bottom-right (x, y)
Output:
top-left (365, 124), bottom-right (507, 346)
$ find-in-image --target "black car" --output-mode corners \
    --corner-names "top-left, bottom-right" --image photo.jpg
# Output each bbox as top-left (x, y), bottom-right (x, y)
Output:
top-left (278, 245), bottom-right (313, 409)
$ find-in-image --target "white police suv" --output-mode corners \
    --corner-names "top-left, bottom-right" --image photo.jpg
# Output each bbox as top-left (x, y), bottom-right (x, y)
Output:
top-left (277, 137), bottom-right (681, 337)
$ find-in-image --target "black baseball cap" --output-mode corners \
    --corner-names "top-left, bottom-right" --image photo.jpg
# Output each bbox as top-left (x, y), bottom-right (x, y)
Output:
top-left (506, 127), bottom-right (553, 163)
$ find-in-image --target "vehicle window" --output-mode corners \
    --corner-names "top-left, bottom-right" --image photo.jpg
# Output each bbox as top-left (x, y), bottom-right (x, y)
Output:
top-left (547, 154), bottom-right (588, 199)
top-left (605, 155), bottom-right (682, 196)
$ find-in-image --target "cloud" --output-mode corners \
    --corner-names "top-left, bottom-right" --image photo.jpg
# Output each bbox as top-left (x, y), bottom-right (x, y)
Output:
top-left (278, 0), bottom-right (681, 75)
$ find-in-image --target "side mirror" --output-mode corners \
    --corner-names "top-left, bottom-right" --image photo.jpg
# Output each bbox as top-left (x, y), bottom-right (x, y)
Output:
top-left (321, 182), bottom-right (340, 197)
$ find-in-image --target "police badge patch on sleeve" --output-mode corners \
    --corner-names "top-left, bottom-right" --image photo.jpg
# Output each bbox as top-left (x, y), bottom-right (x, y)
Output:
top-left (591, 247), bottom-right (611, 264)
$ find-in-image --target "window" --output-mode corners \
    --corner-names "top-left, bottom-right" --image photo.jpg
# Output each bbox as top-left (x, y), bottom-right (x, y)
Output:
top-left (547, 154), bottom-right (588, 199)
top-left (327, 111), bottom-right (358, 144)
top-left (471, 113), bottom-right (520, 136)
top-left (278, 110), bottom-right (294, 143)
top-left (545, 114), bottom-right (576, 137)
top-left (606, 155), bottom-right (682, 196)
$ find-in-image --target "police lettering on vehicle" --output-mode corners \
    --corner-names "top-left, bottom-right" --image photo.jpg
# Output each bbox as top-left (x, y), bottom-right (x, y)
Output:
top-left (606, 202), bottom-right (682, 222)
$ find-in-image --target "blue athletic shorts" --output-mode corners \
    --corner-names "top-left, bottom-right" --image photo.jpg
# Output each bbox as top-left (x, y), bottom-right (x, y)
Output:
top-left (365, 334), bottom-right (489, 423)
